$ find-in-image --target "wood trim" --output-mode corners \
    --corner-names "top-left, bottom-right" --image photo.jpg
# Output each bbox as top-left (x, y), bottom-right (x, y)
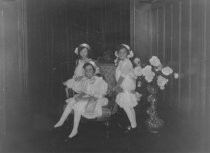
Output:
top-left (188, 0), bottom-right (192, 112)
top-left (169, 3), bottom-right (173, 106)
top-left (0, 0), bottom-right (6, 136)
top-left (17, 0), bottom-right (28, 94)
top-left (163, 5), bottom-right (166, 62)
top-left (150, 8), bottom-right (153, 56)
top-left (130, 0), bottom-right (135, 50)
top-left (156, 7), bottom-right (159, 56)
top-left (201, 0), bottom-right (207, 118)
top-left (178, 0), bottom-right (182, 110)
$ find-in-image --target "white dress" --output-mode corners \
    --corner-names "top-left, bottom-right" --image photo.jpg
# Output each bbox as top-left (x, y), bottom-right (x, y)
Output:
top-left (64, 59), bottom-right (92, 93)
top-left (115, 58), bottom-right (138, 108)
top-left (66, 76), bottom-right (108, 119)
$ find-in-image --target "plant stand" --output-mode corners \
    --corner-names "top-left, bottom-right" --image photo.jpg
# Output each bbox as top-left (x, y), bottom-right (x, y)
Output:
top-left (145, 86), bottom-right (164, 133)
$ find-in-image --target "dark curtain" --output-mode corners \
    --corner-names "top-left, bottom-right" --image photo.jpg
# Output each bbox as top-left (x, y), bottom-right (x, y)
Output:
top-left (26, 0), bottom-right (130, 114)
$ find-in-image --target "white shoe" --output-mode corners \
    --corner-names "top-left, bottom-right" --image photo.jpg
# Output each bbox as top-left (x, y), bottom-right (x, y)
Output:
top-left (68, 131), bottom-right (78, 138)
top-left (54, 122), bottom-right (63, 128)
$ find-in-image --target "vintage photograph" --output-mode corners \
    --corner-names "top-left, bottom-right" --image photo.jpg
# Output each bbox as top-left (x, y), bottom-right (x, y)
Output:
top-left (0, 0), bottom-right (209, 152)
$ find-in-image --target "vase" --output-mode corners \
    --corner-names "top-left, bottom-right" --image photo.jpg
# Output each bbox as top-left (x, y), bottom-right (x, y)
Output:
top-left (145, 85), bottom-right (164, 133)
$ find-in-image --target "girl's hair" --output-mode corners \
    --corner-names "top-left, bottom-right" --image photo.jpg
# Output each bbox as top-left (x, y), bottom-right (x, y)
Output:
top-left (117, 44), bottom-right (129, 55)
top-left (83, 62), bottom-right (96, 73)
top-left (77, 46), bottom-right (90, 57)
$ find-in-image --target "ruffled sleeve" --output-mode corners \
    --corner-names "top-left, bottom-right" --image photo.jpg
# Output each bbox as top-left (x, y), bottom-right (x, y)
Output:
top-left (120, 59), bottom-right (133, 77)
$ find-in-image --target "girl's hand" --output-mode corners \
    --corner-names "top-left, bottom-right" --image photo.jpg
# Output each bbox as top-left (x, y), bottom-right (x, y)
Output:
top-left (131, 90), bottom-right (136, 94)
top-left (74, 93), bottom-right (85, 102)
top-left (62, 81), bottom-right (67, 86)
top-left (75, 76), bottom-right (83, 81)
top-left (87, 96), bottom-right (97, 102)
top-left (74, 95), bottom-right (81, 102)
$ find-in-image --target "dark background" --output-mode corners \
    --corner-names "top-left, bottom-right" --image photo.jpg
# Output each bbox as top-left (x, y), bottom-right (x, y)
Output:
top-left (0, 0), bottom-right (130, 133)
top-left (0, 0), bottom-right (210, 152)
top-left (27, 0), bottom-right (130, 115)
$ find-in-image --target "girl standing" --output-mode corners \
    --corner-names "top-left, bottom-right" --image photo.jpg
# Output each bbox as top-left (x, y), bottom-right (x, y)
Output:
top-left (114, 44), bottom-right (141, 133)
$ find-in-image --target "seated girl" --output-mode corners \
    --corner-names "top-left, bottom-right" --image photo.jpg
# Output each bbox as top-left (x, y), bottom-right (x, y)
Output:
top-left (54, 62), bottom-right (108, 139)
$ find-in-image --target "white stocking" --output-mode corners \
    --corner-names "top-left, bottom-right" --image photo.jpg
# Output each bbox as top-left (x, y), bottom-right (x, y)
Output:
top-left (69, 109), bottom-right (81, 138)
top-left (124, 107), bottom-right (137, 128)
top-left (131, 108), bottom-right (137, 128)
top-left (54, 100), bottom-right (75, 128)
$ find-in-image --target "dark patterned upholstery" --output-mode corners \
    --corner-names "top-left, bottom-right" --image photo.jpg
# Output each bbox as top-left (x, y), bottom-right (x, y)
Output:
top-left (97, 63), bottom-right (118, 120)
top-left (98, 63), bottom-right (116, 96)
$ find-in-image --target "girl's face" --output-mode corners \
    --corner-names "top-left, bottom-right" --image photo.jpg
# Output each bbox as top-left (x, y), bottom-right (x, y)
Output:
top-left (118, 48), bottom-right (128, 60)
top-left (79, 48), bottom-right (88, 59)
top-left (84, 65), bottom-right (94, 78)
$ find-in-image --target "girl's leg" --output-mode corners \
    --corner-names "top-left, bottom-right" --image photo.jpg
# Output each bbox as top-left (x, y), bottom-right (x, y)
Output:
top-left (69, 109), bottom-right (82, 138)
top-left (131, 108), bottom-right (137, 128)
top-left (123, 107), bottom-right (137, 128)
top-left (54, 101), bottom-right (75, 128)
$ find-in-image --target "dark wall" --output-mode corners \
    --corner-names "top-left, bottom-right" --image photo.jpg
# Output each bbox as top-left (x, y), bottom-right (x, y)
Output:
top-left (0, 0), bottom-right (29, 131)
top-left (131, 0), bottom-right (210, 150)
top-left (26, 0), bottom-right (130, 113)
top-left (0, 0), bottom-right (130, 132)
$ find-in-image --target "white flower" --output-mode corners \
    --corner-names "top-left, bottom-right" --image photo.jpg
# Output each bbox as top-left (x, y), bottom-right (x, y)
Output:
top-left (137, 81), bottom-right (142, 87)
top-left (174, 73), bottom-right (179, 79)
top-left (145, 74), bottom-right (155, 83)
top-left (155, 64), bottom-right (163, 71)
top-left (149, 56), bottom-right (161, 67)
top-left (134, 57), bottom-right (141, 66)
top-left (142, 65), bottom-right (155, 82)
top-left (157, 75), bottom-right (168, 90)
top-left (127, 50), bottom-right (134, 58)
top-left (135, 92), bottom-right (142, 101)
top-left (134, 66), bottom-right (143, 77)
top-left (161, 66), bottom-right (173, 76)
top-left (142, 65), bottom-right (152, 75)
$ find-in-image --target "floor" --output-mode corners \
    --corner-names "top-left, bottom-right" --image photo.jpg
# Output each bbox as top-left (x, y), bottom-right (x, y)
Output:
top-left (0, 103), bottom-right (205, 153)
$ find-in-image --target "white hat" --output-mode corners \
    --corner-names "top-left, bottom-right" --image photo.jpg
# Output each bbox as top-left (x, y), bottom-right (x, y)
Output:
top-left (74, 43), bottom-right (91, 55)
top-left (121, 44), bottom-right (131, 51)
top-left (115, 44), bottom-right (134, 58)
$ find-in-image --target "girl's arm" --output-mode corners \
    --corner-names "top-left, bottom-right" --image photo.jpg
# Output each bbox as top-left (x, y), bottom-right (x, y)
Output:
top-left (114, 60), bottom-right (133, 92)
top-left (79, 95), bottom-right (97, 102)
top-left (113, 76), bottom-right (124, 93)
top-left (116, 76), bottom-right (124, 87)
top-left (72, 59), bottom-right (80, 78)
top-left (75, 92), bottom-right (97, 102)
top-left (75, 92), bottom-right (86, 101)
top-left (118, 60), bottom-right (134, 86)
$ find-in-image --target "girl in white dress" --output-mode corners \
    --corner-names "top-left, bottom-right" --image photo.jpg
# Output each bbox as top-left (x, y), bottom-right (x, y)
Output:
top-left (54, 63), bottom-right (108, 139)
top-left (114, 44), bottom-right (140, 132)
top-left (63, 43), bottom-right (99, 93)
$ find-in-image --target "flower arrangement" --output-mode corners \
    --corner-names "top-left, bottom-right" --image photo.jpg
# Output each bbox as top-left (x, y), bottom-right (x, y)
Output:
top-left (134, 56), bottom-right (179, 90)
top-left (133, 56), bottom-right (179, 133)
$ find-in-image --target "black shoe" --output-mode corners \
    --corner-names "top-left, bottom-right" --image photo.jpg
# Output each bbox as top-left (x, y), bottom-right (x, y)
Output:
top-left (123, 126), bottom-right (137, 133)
top-left (49, 126), bottom-right (63, 132)
top-left (64, 138), bottom-right (71, 143)
top-left (64, 134), bottom-right (79, 143)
